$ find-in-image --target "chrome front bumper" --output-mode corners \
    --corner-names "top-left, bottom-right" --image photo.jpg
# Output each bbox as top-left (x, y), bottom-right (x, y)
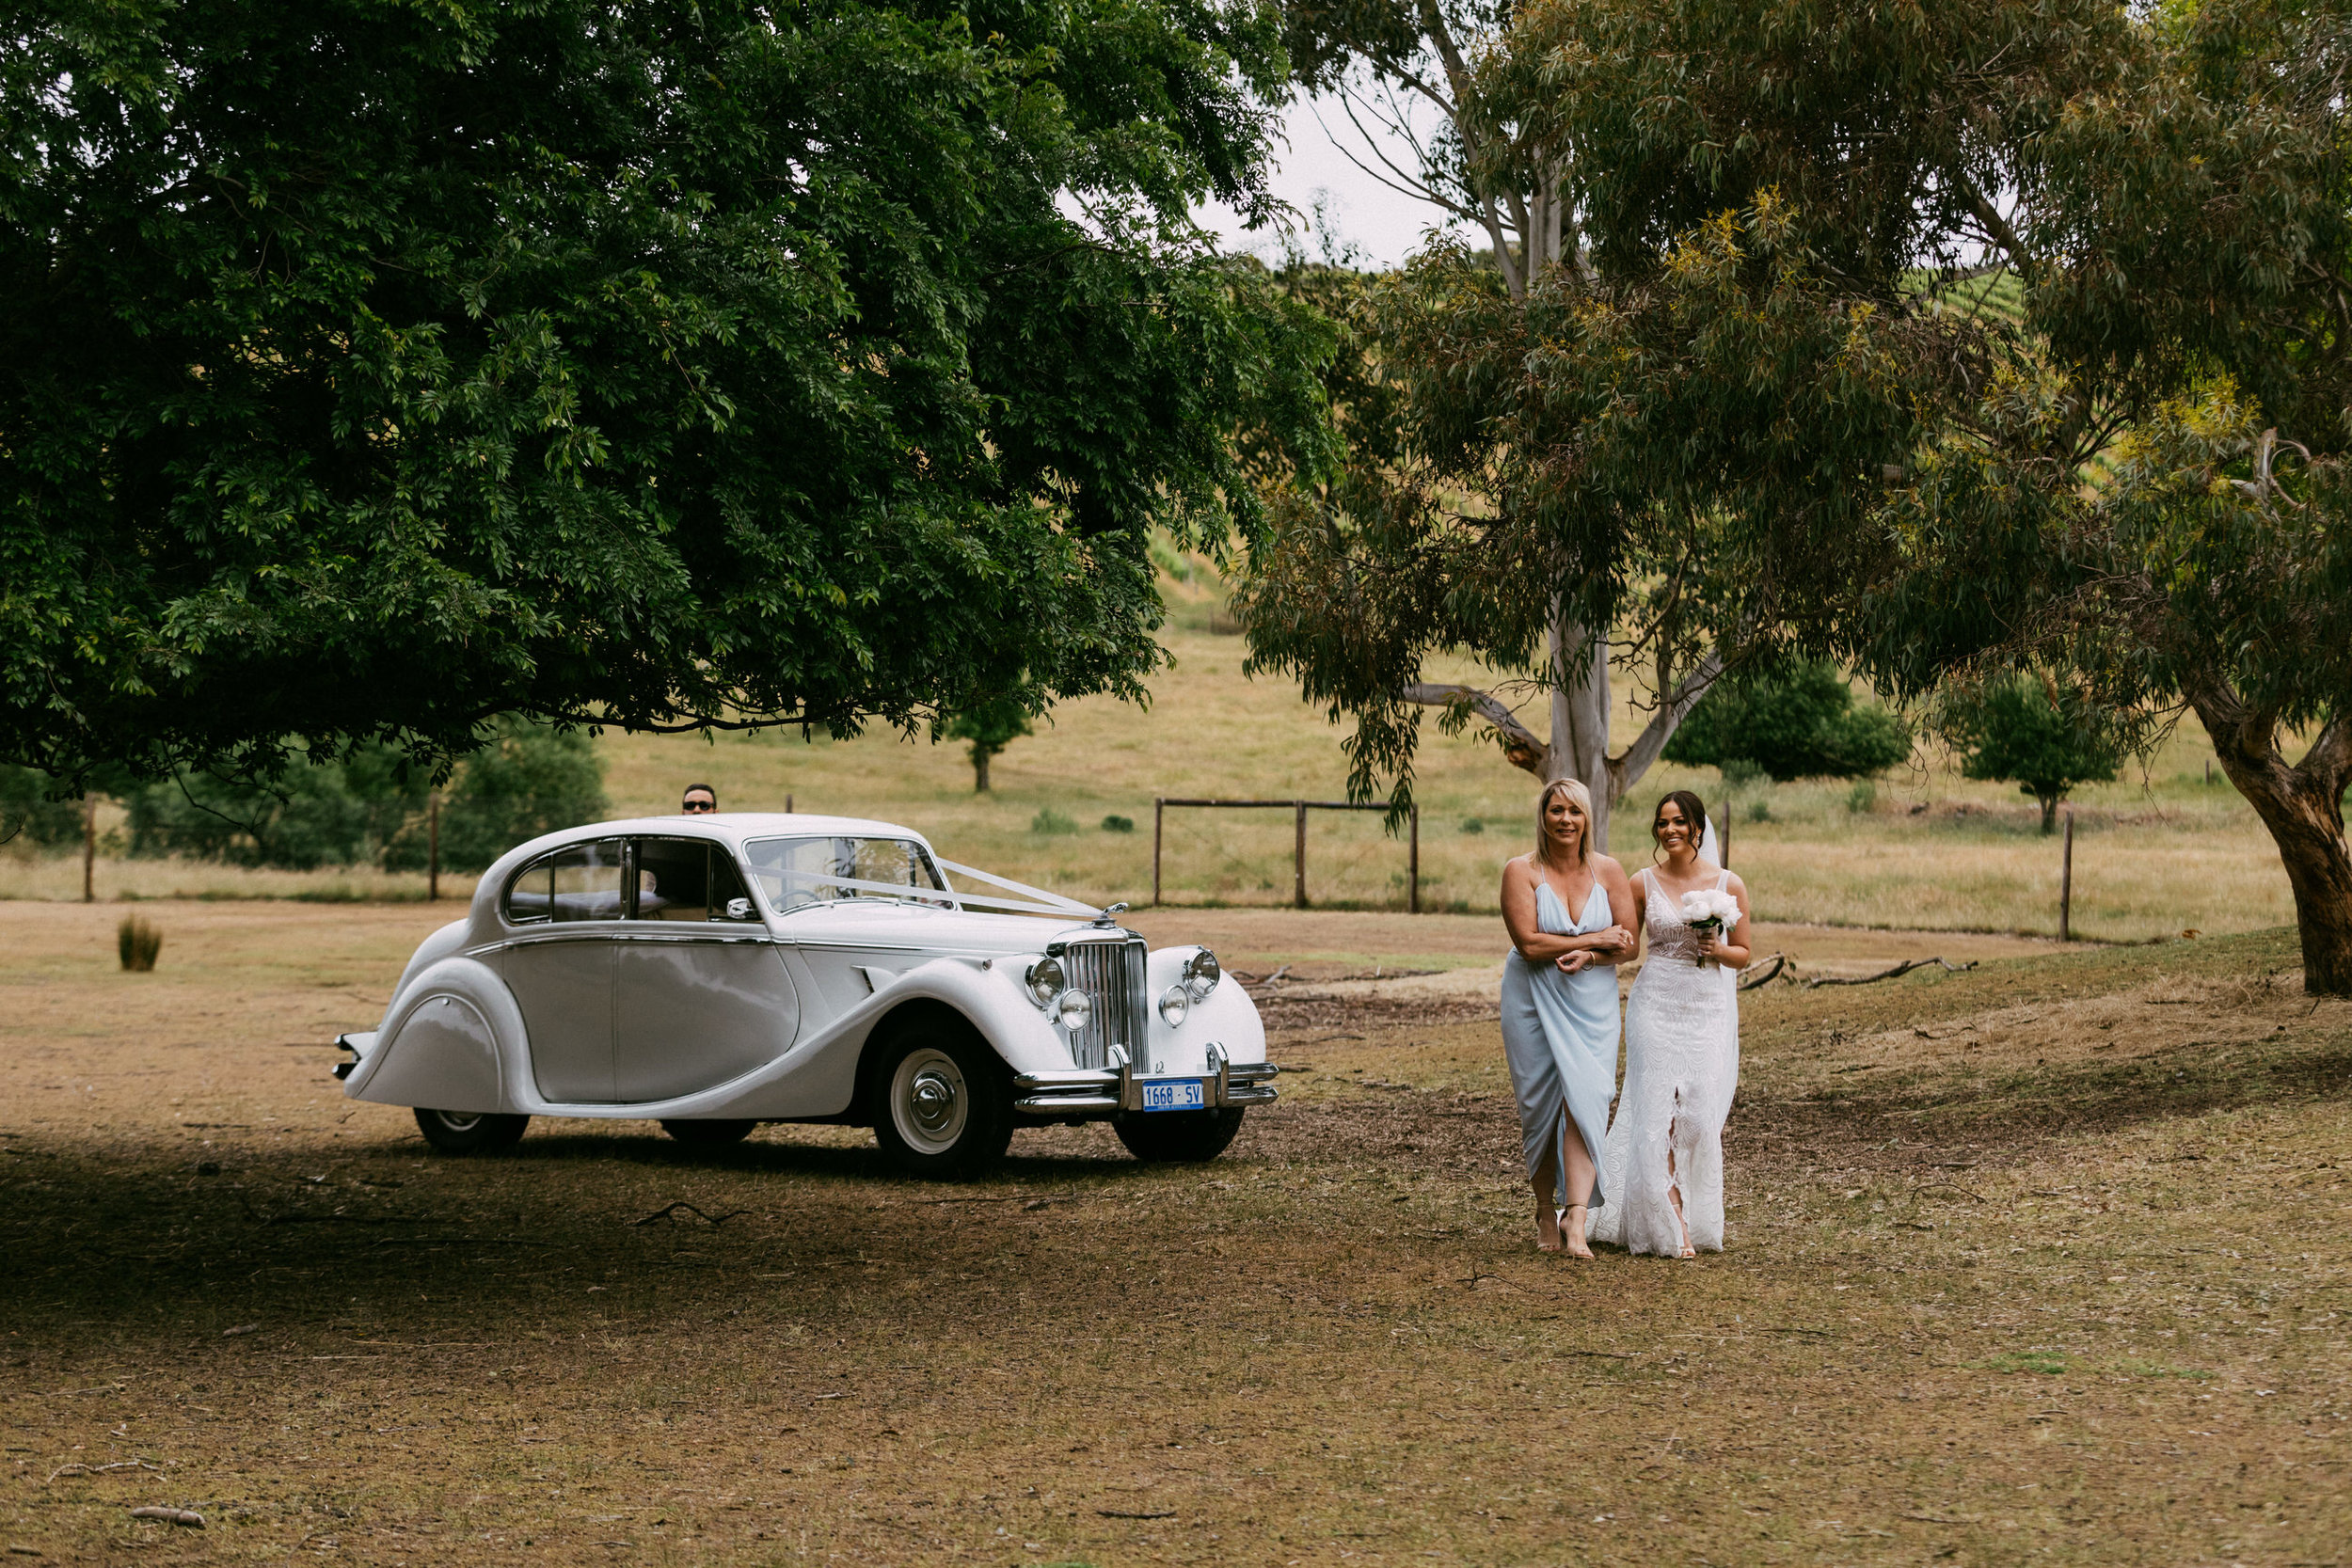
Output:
top-left (1013, 1044), bottom-right (1279, 1116)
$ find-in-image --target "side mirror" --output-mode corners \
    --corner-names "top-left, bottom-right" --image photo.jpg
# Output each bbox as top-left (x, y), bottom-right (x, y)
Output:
top-left (724, 897), bottom-right (755, 921)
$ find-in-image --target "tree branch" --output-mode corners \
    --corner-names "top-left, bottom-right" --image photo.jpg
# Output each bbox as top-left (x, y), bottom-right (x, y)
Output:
top-left (1401, 682), bottom-right (1548, 774)
top-left (1606, 646), bottom-right (1725, 797)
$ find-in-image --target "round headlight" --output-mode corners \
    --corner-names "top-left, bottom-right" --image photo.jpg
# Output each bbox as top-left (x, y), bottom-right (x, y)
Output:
top-left (1157, 984), bottom-right (1189, 1027)
top-left (1052, 988), bottom-right (1093, 1032)
top-left (1183, 947), bottom-right (1221, 1002)
top-left (1025, 957), bottom-right (1066, 1008)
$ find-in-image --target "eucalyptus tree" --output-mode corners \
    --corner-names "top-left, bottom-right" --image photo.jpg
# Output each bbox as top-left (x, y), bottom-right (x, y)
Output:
top-left (1390, 0), bottom-right (2352, 990)
top-left (1243, 0), bottom-right (2118, 845)
top-left (0, 0), bottom-right (1327, 788)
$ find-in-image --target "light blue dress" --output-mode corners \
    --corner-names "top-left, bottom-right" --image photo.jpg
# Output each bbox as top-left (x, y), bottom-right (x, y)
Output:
top-left (1500, 879), bottom-right (1622, 1212)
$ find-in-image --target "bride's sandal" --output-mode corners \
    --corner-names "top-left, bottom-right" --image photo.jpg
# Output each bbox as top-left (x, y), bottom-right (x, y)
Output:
top-left (1563, 1203), bottom-right (1595, 1259)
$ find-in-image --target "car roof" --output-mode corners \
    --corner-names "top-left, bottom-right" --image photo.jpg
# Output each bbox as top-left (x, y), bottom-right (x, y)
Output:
top-left (528, 813), bottom-right (930, 849)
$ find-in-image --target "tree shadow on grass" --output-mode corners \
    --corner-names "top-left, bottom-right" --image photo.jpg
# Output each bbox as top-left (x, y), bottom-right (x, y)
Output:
top-left (1739, 1024), bottom-right (2352, 1167)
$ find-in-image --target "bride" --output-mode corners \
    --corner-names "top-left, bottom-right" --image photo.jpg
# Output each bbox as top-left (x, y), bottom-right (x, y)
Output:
top-left (1590, 790), bottom-right (1750, 1259)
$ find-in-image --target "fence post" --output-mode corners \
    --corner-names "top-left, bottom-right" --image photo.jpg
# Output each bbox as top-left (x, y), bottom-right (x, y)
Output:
top-left (82, 796), bottom-right (96, 904)
top-left (1152, 798), bottom-right (1164, 907)
top-left (427, 791), bottom-right (441, 902)
top-left (1294, 800), bottom-right (1307, 910)
top-left (1722, 808), bottom-right (1732, 870)
top-left (1409, 803), bottom-right (1421, 914)
top-left (2059, 808), bottom-right (2074, 942)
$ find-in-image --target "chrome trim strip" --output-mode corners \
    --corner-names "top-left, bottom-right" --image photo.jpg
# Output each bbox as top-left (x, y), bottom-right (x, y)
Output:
top-left (1015, 1094), bottom-right (1121, 1114)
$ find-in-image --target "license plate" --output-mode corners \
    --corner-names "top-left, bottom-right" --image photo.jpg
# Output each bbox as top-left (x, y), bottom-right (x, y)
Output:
top-left (1138, 1078), bottom-right (1207, 1113)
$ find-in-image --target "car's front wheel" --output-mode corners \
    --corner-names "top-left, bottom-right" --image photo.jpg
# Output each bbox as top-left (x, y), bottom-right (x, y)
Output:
top-left (1115, 1106), bottom-right (1245, 1164)
top-left (870, 1026), bottom-right (1013, 1180)
top-left (413, 1107), bottom-right (530, 1154)
top-left (660, 1118), bottom-right (756, 1147)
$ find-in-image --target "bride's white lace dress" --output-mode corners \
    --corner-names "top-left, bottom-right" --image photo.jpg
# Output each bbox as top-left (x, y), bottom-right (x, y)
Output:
top-left (1590, 867), bottom-right (1741, 1256)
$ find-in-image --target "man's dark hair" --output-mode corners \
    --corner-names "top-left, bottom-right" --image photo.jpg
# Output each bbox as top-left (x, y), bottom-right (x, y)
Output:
top-left (682, 783), bottom-right (717, 803)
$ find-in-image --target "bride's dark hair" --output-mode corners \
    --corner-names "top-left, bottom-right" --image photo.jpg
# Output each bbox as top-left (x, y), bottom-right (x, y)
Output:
top-left (1651, 789), bottom-right (1708, 862)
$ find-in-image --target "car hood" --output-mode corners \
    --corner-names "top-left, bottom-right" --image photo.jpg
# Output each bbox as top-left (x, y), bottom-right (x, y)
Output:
top-left (769, 900), bottom-right (1130, 956)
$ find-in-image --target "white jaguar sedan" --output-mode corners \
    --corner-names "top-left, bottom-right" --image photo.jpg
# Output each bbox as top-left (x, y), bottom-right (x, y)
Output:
top-left (332, 814), bottom-right (1275, 1176)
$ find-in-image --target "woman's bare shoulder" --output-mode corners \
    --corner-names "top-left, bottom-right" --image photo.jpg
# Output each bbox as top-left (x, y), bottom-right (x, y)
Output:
top-left (1501, 853), bottom-right (1539, 883)
top-left (1592, 852), bottom-right (1632, 883)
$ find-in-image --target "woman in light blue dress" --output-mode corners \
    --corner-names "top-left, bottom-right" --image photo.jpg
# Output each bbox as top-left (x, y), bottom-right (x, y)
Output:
top-left (1499, 778), bottom-right (1636, 1257)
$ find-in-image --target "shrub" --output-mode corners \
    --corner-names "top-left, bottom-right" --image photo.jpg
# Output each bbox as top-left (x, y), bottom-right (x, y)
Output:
top-left (387, 719), bottom-right (607, 872)
top-left (1461, 817), bottom-right (1485, 834)
top-left (1666, 660), bottom-right (1912, 781)
top-left (118, 915), bottom-right (162, 973)
top-left (1846, 778), bottom-right (1879, 814)
top-left (1101, 814), bottom-right (1136, 833)
top-left (1031, 807), bottom-right (1079, 835)
top-left (1747, 798), bottom-right (1772, 824)
top-left (126, 747), bottom-right (424, 870)
top-left (0, 766), bottom-right (87, 849)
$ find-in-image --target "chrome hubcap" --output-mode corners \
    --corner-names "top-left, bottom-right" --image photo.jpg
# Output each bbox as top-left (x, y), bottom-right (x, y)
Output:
top-left (437, 1111), bottom-right (483, 1133)
top-left (890, 1048), bottom-right (968, 1155)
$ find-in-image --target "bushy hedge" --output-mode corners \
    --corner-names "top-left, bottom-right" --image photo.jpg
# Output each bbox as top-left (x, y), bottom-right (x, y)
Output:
top-left (1665, 661), bottom-right (1912, 782)
top-left (0, 766), bottom-right (87, 848)
top-left (104, 719), bottom-right (607, 873)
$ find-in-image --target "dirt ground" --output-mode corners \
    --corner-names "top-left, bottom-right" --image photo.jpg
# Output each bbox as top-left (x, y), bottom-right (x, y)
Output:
top-left (2, 900), bottom-right (2348, 1565)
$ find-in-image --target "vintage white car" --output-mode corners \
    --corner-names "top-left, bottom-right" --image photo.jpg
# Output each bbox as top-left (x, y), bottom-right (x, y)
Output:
top-left (333, 813), bottom-right (1275, 1175)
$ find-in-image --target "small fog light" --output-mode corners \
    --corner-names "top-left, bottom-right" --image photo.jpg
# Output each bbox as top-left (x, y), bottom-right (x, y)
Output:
top-left (1157, 984), bottom-right (1190, 1027)
top-left (1053, 988), bottom-right (1093, 1032)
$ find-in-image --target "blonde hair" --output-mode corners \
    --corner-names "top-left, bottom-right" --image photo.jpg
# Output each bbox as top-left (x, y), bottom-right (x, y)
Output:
top-left (1534, 778), bottom-right (1594, 869)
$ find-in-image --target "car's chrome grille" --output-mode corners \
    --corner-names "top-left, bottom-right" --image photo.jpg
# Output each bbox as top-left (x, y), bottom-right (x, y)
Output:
top-left (1061, 936), bottom-right (1146, 1069)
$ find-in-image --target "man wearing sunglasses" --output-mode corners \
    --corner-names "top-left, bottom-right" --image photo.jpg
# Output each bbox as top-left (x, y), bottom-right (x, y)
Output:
top-left (680, 784), bottom-right (718, 815)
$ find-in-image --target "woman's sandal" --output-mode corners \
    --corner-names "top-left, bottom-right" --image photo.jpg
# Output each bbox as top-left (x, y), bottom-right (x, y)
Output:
top-left (1563, 1203), bottom-right (1595, 1260)
top-left (1535, 1205), bottom-right (1565, 1254)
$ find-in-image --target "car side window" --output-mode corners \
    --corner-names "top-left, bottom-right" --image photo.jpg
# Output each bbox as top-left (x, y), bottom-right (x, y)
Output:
top-left (631, 837), bottom-right (711, 921)
top-left (504, 853), bottom-right (556, 925)
top-left (708, 847), bottom-right (755, 920)
top-left (550, 839), bottom-right (627, 922)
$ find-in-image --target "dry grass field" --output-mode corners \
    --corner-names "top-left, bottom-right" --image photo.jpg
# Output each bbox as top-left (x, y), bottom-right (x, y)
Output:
top-left (0, 576), bottom-right (2317, 944)
top-left (3, 899), bottom-right (2347, 1566)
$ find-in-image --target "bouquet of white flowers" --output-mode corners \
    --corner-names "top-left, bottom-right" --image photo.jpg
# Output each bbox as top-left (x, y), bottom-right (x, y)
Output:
top-left (1678, 889), bottom-right (1742, 967)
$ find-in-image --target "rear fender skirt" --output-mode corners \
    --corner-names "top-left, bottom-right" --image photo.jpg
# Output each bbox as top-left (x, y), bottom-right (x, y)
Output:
top-left (342, 957), bottom-right (523, 1115)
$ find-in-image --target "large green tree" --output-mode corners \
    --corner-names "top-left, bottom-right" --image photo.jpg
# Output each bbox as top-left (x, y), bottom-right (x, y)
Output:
top-left (1282, 0), bottom-right (2352, 989)
top-left (1, 0), bottom-right (1327, 786)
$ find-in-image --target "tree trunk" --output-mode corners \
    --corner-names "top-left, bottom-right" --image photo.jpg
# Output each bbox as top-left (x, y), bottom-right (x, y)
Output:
top-left (1545, 615), bottom-right (1615, 847)
top-left (2039, 794), bottom-right (2059, 834)
top-left (2198, 697), bottom-right (2352, 995)
top-left (973, 747), bottom-right (991, 794)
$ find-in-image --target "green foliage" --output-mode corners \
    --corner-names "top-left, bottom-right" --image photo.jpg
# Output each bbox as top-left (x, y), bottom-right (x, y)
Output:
top-left (1101, 815), bottom-right (1136, 833)
top-left (126, 749), bottom-right (428, 871)
top-left (943, 696), bottom-right (1036, 794)
top-left (398, 721), bottom-right (610, 874)
top-left (2, 0), bottom-right (1328, 787)
top-left (1665, 662), bottom-right (1912, 783)
top-left (1031, 807), bottom-right (1079, 835)
top-left (1941, 675), bottom-right (2121, 833)
top-left (0, 767), bottom-right (85, 849)
top-left (1845, 778), bottom-right (1878, 815)
top-left (125, 719), bottom-right (603, 872)
top-left (1460, 818), bottom-right (1485, 834)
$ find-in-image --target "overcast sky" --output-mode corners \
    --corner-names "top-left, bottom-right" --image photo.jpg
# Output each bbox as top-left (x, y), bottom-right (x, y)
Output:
top-left (1194, 88), bottom-right (1469, 270)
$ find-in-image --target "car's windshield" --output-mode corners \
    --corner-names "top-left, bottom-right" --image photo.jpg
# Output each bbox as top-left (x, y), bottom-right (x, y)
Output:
top-left (742, 836), bottom-right (953, 911)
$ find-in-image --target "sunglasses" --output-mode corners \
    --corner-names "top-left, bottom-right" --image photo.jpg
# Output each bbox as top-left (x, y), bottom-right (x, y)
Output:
top-left (682, 800), bottom-right (717, 813)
